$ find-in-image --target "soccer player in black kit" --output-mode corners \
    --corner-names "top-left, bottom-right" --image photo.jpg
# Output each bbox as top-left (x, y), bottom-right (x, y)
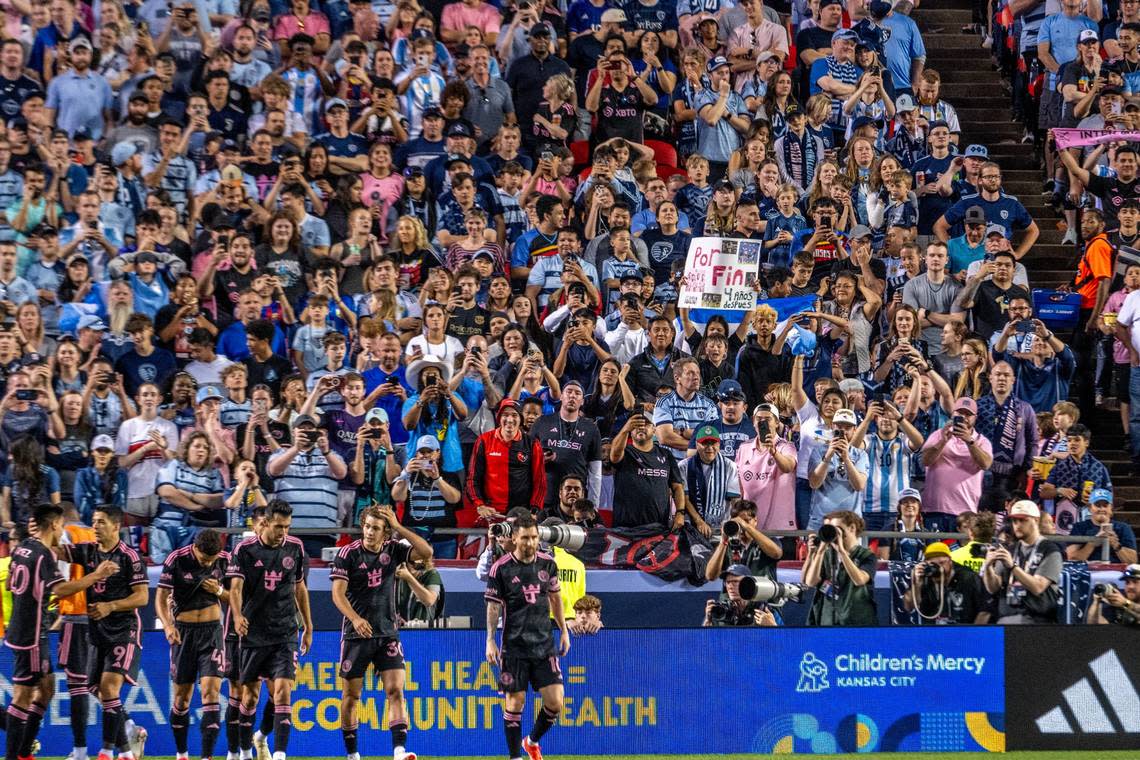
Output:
top-left (155, 529), bottom-right (230, 760)
top-left (227, 501), bottom-right (313, 760)
top-left (58, 505), bottom-right (151, 760)
top-left (330, 505), bottom-right (433, 760)
top-left (485, 515), bottom-right (570, 760)
top-left (4, 504), bottom-right (118, 760)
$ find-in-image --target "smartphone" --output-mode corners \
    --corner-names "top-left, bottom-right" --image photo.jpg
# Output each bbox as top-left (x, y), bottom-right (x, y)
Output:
top-left (386, 374), bottom-right (399, 385)
top-left (820, 215), bottom-right (832, 229)
top-left (759, 419), bottom-right (771, 440)
top-left (451, 285), bottom-right (463, 297)
top-left (604, 61), bottom-right (621, 70)
top-left (218, 234), bottom-right (231, 247)
top-left (872, 391), bottom-right (887, 405)
top-left (541, 150), bottom-right (554, 162)
top-left (301, 429), bottom-right (319, 443)
top-left (952, 414), bottom-right (964, 427)
top-left (15, 389), bottom-right (36, 401)
top-left (415, 53), bottom-right (429, 68)
top-left (87, 220), bottom-right (98, 230)
top-left (253, 399), bottom-right (267, 413)
top-left (1015, 319), bottom-right (1035, 333)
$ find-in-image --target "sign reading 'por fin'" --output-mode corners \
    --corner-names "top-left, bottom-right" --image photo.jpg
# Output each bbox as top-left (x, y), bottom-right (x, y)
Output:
top-left (677, 236), bottom-right (763, 312)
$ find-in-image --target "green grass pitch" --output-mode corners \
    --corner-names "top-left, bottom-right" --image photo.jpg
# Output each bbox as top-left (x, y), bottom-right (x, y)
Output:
top-left (45, 754), bottom-right (1137, 759)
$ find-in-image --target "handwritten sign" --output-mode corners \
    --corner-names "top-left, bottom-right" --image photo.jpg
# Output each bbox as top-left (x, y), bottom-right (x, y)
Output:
top-left (677, 236), bottom-right (762, 311)
top-left (1052, 128), bottom-right (1140, 150)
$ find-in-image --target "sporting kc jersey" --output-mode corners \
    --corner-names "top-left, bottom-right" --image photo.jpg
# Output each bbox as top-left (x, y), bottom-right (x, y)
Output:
top-left (226, 535), bottom-right (308, 648)
top-left (330, 538), bottom-right (412, 639)
top-left (485, 551), bottom-right (561, 658)
top-left (3, 538), bottom-right (63, 649)
top-left (158, 545), bottom-right (229, 617)
top-left (63, 541), bottom-right (147, 646)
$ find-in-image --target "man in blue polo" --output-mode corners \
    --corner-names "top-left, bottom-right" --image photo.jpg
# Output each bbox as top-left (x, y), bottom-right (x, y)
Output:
top-left (43, 36), bottom-right (114, 139)
top-left (694, 56), bottom-right (751, 183)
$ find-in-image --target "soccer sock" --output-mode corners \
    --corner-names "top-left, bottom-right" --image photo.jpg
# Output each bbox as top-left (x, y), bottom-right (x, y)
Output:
top-left (389, 719), bottom-right (408, 752)
top-left (201, 701), bottom-right (222, 760)
top-left (100, 699), bottom-right (122, 752)
top-left (5, 704), bottom-right (27, 760)
top-left (528, 706), bottom-right (559, 744)
top-left (503, 710), bottom-right (523, 760)
top-left (272, 704), bottom-right (291, 754)
top-left (259, 699), bottom-right (275, 738)
top-left (225, 697), bottom-right (242, 754)
top-left (20, 702), bottom-right (46, 756)
top-left (341, 717), bottom-right (358, 755)
top-left (171, 706), bottom-right (191, 754)
top-left (237, 705), bottom-right (256, 753)
top-left (69, 686), bottom-right (90, 749)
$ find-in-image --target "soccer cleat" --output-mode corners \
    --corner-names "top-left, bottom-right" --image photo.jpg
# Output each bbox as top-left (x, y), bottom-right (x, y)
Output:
top-left (394, 752), bottom-right (417, 760)
top-left (252, 732), bottom-right (270, 760)
top-left (522, 736), bottom-right (543, 760)
top-left (128, 724), bottom-right (147, 760)
top-left (31, 740), bottom-right (41, 755)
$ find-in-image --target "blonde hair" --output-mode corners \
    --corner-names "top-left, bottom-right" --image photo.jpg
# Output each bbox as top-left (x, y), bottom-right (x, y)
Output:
top-left (545, 73), bottom-right (576, 103)
top-left (953, 338), bottom-right (991, 399)
top-left (390, 215), bottom-right (431, 252)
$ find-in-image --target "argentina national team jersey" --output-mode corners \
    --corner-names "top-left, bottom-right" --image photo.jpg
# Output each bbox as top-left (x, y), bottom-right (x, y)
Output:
top-left (862, 433), bottom-right (912, 514)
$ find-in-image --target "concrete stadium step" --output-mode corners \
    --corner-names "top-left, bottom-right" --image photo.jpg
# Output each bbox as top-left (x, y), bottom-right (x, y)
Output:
top-left (917, 9), bottom-right (975, 24)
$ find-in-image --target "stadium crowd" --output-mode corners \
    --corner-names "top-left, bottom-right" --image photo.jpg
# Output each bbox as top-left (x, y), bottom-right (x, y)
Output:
top-left (0, 0), bottom-right (1137, 634)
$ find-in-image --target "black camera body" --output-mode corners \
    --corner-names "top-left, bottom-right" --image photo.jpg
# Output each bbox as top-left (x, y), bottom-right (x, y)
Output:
top-left (818, 523), bottom-right (839, 543)
top-left (920, 562), bottom-right (941, 578)
top-left (708, 602), bottom-right (732, 622)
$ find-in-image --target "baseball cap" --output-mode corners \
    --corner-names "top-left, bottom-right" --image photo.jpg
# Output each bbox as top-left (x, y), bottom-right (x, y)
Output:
top-left (136, 251), bottom-right (159, 264)
top-left (706, 55), bottom-right (730, 72)
top-left (128, 91), bottom-right (149, 104)
top-left (91, 434), bottom-right (115, 451)
top-left (1121, 564), bottom-right (1140, 581)
top-left (820, 0), bottom-right (842, 8)
top-left (422, 106), bottom-right (444, 120)
top-left (752, 402), bottom-right (780, 417)
top-left (1078, 29), bottom-right (1100, 44)
top-left (77, 314), bottom-right (107, 332)
top-left (848, 224), bottom-right (873, 240)
top-left (695, 424), bottom-right (721, 443)
top-left (785, 102), bottom-right (804, 119)
top-left (1009, 500), bottom-right (1041, 520)
top-left (473, 249), bottom-right (495, 262)
top-left (832, 28), bottom-right (859, 43)
top-left (923, 541), bottom-right (951, 559)
top-left (403, 166), bottom-right (425, 178)
top-left (963, 205), bottom-right (986, 225)
top-left (365, 407), bottom-right (389, 424)
top-left (444, 153), bottom-right (471, 168)
top-left (219, 139), bottom-right (240, 153)
top-left (832, 408), bottom-right (858, 426)
top-left (73, 127), bottom-right (93, 142)
top-left (953, 397), bottom-right (978, 414)
top-left (415, 434), bottom-right (441, 452)
top-left (963, 144), bottom-right (989, 159)
top-left (195, 386), bottom-right (224, 404)
top-left (600, 8), bottom-right (627, 23)
top-left (324, 98), bottom-right (348, 113)
top-left (1089, 488), bottom-right (1113, 505)
top-left (850, 115), bottom-right (882, 132)
top-left (838, 378), bottom-right (865, 396)
top-left (410, 27), bottom-right (434, 41)
top-left (112, 141), bottom-right (139, 166)
top-left (895, 93), bottom-right (917, 112)
top-left (33, 222), bottom-right (57, 237)
top-left (714, 178), bottom-right (735, 193)
top-left (69, 35), bottom-right (93, 51)
top-left (720, 563), bottom-right (752, 579)
top-left (869, 0), bottom-right (892, 17)
top-left (528, 22), bottom-right (553, 37)
top-left (291, 413), bottom-right (319, 429)
top-left (446, 121), bottom-right (474, 138)
top-left (984, 223), bottom-right (1006, 238)
top-left (696, 13), bottom-right (719, 25)
top-left (717, 379), bottom-right (745, 401)
top-left (927, 119), bottom-right (950, 132)
top-left (757, 51), bottom-right (781, 63)
top-left (897, 487), bottom-right (922, 504)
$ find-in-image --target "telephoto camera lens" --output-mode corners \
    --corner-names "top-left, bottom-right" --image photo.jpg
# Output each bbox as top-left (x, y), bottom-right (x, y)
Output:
top-left (490, 522), bottom-right (513, 538)
top-left (722, 521), bottom-right (741, 538)
top-left (1094, 583), bottom-right (1109, 596)
top-left (738, 576), bottom-right (806, 606)
top-left (818, 524), bottom-right (839, 543)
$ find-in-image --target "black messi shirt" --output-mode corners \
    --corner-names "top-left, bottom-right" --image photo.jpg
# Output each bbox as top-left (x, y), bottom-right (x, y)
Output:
top-left (530, 413), bottom-right (602, 508)
top-left (485, 551), bottom-right (561, 658)
top-left (226, 535), bottom-right (308, 648)
top-left (63, 541), bottom-right (148, 646)
top-left (157, 545), bottom-right (229, 617)
top-left (611, 443), bottom-right (682, 528)
top-left (4, 538), bottom-right (63, 648)
top-left (330, 538), bottom-right (412, 639)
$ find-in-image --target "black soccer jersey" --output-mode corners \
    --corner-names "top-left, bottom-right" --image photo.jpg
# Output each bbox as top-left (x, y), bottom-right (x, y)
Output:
top-left (63, 541), bottom-right (147, 646)
top-left (225, 535), bottom-right (307, 647)
top-left (485, 551), bottom-right (561, 658)
top-left (330, 539), bottom-right (411, 640)
top-left (4, 538), bottom-right (63, 649)
top-left (158, 545), bottom-right (229, 617)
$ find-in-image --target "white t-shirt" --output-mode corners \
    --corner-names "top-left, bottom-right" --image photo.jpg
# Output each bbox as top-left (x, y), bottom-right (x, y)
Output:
top-left (1115, 289), bottom-right (1140, 356)
top-left (795, 401), bottom-right (831, 480)
top-left (115, 415), bottom-right (180, 498)
top-left (185, 356), bottom-right (234, 386)
top-left (405, 334), bottom-right (465, 370)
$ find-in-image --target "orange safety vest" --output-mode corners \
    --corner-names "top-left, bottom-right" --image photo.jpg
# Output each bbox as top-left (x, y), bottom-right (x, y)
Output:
top-left (56, 523), bottom-right (96, 617)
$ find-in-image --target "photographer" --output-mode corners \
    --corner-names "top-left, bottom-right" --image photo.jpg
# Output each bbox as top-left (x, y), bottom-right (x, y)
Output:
top-left (475, 506), bottom-right (531, 582)
top-left (704, 499), bottom-right (783, 584)
top-left (950, 511), bottom-right (999, 573)
top-left (702, 564), bottom-right (778, 627)
top-left (983, 500), bottom-right (1063, 625)
top-left (1088, 565), bottom-right (1140, 627)
top-left (391, 435), bottom-right (463, 559)
top-left (903, 541), bottom-right (990, 624)
top-left (804, 510), bottom-right (878, 626)
top-left (1067, 489), bottom-right (1138, 565)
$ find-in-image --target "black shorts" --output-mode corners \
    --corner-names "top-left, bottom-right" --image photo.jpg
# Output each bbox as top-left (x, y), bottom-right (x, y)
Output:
top-left (224, 637), bottom-right (241, 682)
top-left (171, 621), bottom-right (225, 684)
top-left (58, 620), bottom-right (89, 686)
top-left (238, 644), bottom-right (297, 684)
top-left (88, 639), bottom-right (142, 688)
top-left (498, 653), bottom-right (562, 693)
top-left (339, 636), bottom-right (404, 680)
top-left (1114, 363), bottom-right (1130, 401)
top-left (9, 637), bottom-right (52, 684)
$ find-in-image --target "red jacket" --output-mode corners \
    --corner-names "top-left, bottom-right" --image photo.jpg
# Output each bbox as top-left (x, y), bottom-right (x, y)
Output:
top-left (464, 428), bottom-right (547, 515)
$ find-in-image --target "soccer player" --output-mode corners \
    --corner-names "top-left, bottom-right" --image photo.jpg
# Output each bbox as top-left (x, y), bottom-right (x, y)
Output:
top-left (155, 529), bottom-right (230, 760)
top-left (484, 515), bottom-right (571, 760)
top-left (57, 502), bottom-right (97, 760)
top-left (331, 505), bottom-right (433, 760)
top-left (59, 505), bottom-right (151, 760)
top-left (227, 501), bottom-right (313, 760)
top-left (5, 504), bottom-right (117, 760)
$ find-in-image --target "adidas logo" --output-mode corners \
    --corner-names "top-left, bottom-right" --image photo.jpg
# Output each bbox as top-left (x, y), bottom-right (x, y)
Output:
top-left (1036, 650), bottom-right (1140, 734)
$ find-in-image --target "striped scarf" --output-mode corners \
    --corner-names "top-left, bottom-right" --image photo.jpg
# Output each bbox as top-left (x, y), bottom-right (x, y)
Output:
top-left (686, 452), bottom-right (733, 527)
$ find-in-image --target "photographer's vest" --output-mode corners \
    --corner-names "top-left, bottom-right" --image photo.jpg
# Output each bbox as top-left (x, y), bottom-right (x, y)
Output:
top-left (997, 539), bottom-right (1061, 621)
